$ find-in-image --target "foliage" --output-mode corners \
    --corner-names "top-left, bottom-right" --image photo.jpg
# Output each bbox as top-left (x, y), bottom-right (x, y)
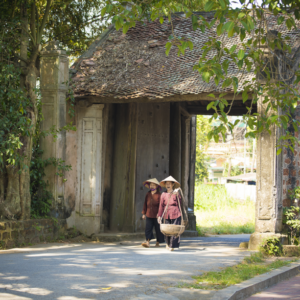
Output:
top-left (261, 237), bottom-right (283, 256)
top-left (102, 0), bottom-right (300, 153)
top-left (0, 63), bottom-right (32, 167)
top-left (194, 184), bottom-right (255, 235)
top-left (288, 186), bottom-right (300, 201)
top-left (0, 0), bottom-right (107, 219)
top-left (283, 206), bottom-right (300, 245)
top-left (178, 253), bottom-right (292, 290)
top-left (195, 116), bottom-right (211, 182)
top-left (222, 162), bottom-right (243, 177)
top-left (30, 146), bottom-right (71, 219)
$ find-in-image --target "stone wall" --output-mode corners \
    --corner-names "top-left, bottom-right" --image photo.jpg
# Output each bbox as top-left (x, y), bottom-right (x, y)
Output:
top-left (0, 219), bottom-right (67, 249)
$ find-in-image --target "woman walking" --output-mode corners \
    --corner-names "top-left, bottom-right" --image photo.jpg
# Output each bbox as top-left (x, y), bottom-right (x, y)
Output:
top-left (141, 178), bottom-right (165, 248)
top-left (158, 176), bottom-right (182, 251)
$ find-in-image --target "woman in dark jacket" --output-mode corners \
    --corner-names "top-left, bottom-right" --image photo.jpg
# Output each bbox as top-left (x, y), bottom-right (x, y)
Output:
top-left (141, 178), bottom-right (165, 248)
top-left (158, 176), bottom-right (182, 251)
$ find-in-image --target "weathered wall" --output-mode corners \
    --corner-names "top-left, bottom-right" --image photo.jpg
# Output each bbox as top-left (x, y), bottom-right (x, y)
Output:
top-left (0, 219), bottom-right (67, 249)
top-left (135, 103), bottom-right (170, 232)
top-left (66, 101), bottom-right (106, 236)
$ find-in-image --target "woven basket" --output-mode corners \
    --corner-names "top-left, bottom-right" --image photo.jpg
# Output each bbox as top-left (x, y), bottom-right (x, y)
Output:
top-left (160, 224), bottom-right (185, 237)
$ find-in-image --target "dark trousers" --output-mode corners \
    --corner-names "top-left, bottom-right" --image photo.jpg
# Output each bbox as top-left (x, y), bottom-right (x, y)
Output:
top-left (145, 217), bottom-right (165, 243)
top-left (164, 216), bottom-right (181, 249)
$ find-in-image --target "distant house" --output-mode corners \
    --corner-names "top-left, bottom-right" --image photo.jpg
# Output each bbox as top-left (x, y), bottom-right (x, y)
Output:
top-left (225, 173), bottom-right (257, 201)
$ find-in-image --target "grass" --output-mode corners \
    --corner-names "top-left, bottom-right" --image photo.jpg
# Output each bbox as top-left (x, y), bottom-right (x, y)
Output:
top-left (194, 184), bottom-right (255, 235)
top-left (178, 253), bottom-right (296, 290)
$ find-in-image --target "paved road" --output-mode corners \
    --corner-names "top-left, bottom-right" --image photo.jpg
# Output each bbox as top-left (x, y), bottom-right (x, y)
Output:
top-left (246, 273), bottom-right (300, 300)
top-left (0, 235), bottom-right (251, 300)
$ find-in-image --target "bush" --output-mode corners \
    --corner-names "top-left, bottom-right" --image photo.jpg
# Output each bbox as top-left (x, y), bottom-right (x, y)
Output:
top-left (261, 238), bottom-right (283, 256)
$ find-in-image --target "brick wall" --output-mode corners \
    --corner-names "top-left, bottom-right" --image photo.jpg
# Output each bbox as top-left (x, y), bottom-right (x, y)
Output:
top-left (0, 219), bottom-right (67, 249)
top-left (282, 104), bottom-right (300, 207)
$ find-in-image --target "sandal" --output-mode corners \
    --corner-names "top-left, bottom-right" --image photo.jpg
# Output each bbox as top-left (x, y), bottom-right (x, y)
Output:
top-left (141, 241), bottom-right (150, 248)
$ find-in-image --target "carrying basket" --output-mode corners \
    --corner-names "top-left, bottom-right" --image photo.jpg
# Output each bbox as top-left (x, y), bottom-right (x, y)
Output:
top-left (160, 224), bottom-right (185, 237)
top-left (160, 188), bottom-right (188, 237)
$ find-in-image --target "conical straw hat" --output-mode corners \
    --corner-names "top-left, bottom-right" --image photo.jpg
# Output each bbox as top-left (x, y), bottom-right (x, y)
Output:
top-left (143, 178), bottom-right (161, 189)
top-left (160, 176), bottom-right (180, 189)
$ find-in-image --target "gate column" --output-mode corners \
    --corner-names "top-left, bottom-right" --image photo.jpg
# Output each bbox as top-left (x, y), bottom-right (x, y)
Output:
top-left (40, 41), bottom-right (69, 217)
top-left (249, 96), bottom-right (284, 250)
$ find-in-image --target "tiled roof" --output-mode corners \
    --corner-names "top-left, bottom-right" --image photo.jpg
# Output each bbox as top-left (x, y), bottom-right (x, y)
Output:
top-left (71, 12), bottom-right (300, 100)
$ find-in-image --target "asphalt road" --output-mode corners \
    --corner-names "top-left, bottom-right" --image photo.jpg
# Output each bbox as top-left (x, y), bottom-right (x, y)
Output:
top-left (0, 234), bottom-right (251, 300)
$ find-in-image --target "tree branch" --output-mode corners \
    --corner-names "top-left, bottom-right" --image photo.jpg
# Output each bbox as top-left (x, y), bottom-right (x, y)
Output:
top-left (30, 1), bottom-right (36, 45)
top-left (37, 0), bottom-right (52, 44)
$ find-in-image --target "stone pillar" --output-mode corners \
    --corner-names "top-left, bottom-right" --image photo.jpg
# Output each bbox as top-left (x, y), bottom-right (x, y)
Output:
top-left (40, 41), bottom-right (69, 217)
top-left (169, 103), bottom-right (181, 181)
top-left (249, 96), bottom-right (284, 249)
top-left (188, 116), bottom-right (197, 231)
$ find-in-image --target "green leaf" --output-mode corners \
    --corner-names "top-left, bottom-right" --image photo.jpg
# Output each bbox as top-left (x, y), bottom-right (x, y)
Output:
top-left (123, 23), bottom-right (130, 34)
top-left (202, 72), bottom-right (211, 83)
top-left (223, 21), bottom-right (234, 33)
top-left (277, 16), bottom-right (285, 25)
top-left (229, 45), bottom-right (237, 54)
top-left (208, 93), bottom-right (215, 98)
top-left (218, 0), bottom-right (226, 9)
top-left (165, 42), bottom-right (172, 56)
top-left (238, 12), bottom-right (245, 19)
top-left (106, 4), bottom-right (113, 13)
top-left (207, 101), bottom-right (215, 110)
top-left (240, 28), bottom-right (246, 41)
top-left (237, 49), bottom-right (245, 60)
top-left (204, 1), bottom-right (214, 12)
top-left (242, 90), bottom-right (248, 103)
top-left (222, 60), bottom-right (229, 74)
top-left (159, 17), bottom-right (164, 24)
top-left (187, 41), bottom-right (193, 50)
top-left (217, 23), bottom-right (223, 36)
top-left (101, 7), bottom-right (107, 18)
top-left (191, 15), bottom-right (198, 30)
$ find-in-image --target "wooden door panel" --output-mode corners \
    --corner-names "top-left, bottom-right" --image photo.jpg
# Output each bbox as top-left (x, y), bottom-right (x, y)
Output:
top-left (135, 103), bottom-right (170, 232)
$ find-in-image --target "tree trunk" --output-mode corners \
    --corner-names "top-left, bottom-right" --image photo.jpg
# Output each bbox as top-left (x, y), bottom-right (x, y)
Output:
top-left (0, 0), bottom-right (38, 220)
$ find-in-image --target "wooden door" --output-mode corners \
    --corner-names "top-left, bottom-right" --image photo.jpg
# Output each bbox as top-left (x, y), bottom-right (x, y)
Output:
top-left (135, 103), bottom-right (170, 232)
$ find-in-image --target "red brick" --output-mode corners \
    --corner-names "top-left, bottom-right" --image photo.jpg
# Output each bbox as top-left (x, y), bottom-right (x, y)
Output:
top-left (283, 169), bottom-right (289, 175)
top-left (292, 170), bottom-right (297, 176)
top-left (283, 199), bottom-right (291, 207)
top-left (284, 149), bottom-right (287, 155)
top-left (295, 150), bottom-right (298, 156)
top-left (285, 158), bottom-right (291, 164)
top-left (297, 180), bottom-right (300, 186)
top-left (293, 161), bottom-right (296, 166)
top-left (283, 189), bottom-right (287, 195)
top-left (287, 179), bottom-right (292, 185)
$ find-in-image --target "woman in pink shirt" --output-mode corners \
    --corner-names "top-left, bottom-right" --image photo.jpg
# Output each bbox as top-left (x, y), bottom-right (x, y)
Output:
top-left (158, 176), bottom-right (182, 251)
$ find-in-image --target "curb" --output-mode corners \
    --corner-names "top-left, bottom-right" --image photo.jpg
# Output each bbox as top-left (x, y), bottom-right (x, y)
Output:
top-left (211, 260), bottom-right (300, 300)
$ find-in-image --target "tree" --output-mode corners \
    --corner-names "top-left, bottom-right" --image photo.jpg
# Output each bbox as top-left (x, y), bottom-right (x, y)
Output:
top-left (196, 116), bottom-right (211, 182)
top-left (102, 0), bottom-right (300, 152)
top-left (0, 0), bottom-right (107, 220)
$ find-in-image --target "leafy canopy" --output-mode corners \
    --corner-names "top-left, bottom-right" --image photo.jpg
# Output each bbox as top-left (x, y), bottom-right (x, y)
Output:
top-left (102, 0), bottom-right (300, 153)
